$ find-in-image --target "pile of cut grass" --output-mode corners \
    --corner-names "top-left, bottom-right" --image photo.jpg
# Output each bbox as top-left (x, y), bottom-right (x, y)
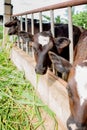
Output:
top-left (0, 46), bottom-right (58, 130)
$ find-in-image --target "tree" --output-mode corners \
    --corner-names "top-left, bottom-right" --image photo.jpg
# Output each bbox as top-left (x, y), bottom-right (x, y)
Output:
top-left (72, 11), bottom-right (87, 28)
top-left (42, 15), bottom-right (61, 23)
top-left (42, 15), bottom-right (50, 22)
top-left (62, 7), bottom-right (75, 23)
top-left (54, 16), bottom-right (61, 23)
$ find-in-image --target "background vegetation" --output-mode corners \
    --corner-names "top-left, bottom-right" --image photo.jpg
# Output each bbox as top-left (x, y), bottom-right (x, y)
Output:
top-left (0, 25), bottom-right (3, 39)
top-left (43, 6), bottom-right (87, 29)
top-left (72, 11), bottom-right (87, 28)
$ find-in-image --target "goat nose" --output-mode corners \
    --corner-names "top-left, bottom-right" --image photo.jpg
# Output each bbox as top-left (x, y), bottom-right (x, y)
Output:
top-left (35, 65), bottom-right (46, 74)
top-left (35, 67), bottom-right (38, 73)
top-left (35, 66), bottom-right (41, 73)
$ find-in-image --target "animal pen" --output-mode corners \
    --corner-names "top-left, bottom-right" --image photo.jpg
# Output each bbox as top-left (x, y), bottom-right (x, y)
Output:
top-left (4, 0), bottom-right (87, 130)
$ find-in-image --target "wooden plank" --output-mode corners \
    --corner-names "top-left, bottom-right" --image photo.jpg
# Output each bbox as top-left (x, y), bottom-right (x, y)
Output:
top-left (12, 0), bottom-right (87, 16)
top-left (10, 46), bottom-right (70, 130)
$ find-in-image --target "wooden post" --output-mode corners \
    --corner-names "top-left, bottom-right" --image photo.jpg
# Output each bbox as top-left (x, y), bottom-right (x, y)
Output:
top-left (3, 0), bottom-right (13, 47)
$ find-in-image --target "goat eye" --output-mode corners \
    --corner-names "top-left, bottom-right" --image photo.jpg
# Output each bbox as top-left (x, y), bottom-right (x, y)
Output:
top-left (39, 44), bottom-right (42, 50)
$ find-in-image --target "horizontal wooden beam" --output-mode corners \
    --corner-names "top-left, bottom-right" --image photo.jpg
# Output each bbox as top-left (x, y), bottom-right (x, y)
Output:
top-left (12, 0), bottom-right (87, 16)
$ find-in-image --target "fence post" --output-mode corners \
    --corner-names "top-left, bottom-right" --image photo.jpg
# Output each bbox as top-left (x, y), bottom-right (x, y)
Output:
top-left (25, 14), bottom-right (29, 53)
top-left (68, 6), bottom-right (73, 64)
top-left (39, 12), bottom-right (42, 32)
top-left (3, 0), bottom-right (13, 47)
top-left (31, 13), bottom-right (34, 58)
top-left (50, 10), bottom-right (54, 37)
top-left (20, 16), bottom-right (24, 50)
top-left (25, 15), bottom-right (28, 32)
top-left (31, 13), bottom-right (34, 35)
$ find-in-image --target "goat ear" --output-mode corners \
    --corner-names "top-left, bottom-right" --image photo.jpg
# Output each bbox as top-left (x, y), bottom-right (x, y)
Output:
top-left (5, 20), bottom-right (17, 27)
top-left (48, 51), bottom-right (72, 74)
top-left (54, 37), bottom-right (70, 54)
top-left (4, 17), bottom-right (18, 27)
top-left (4, 21), bottom-right (13, 27)
top-left (18, 31), bottom-right (34, 41)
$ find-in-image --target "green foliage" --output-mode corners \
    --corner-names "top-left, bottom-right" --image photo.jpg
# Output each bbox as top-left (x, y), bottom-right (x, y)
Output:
top-left (64, 7), bottom-right (75, 17)
top-left (0, 25), bottom-right (3, 39)
top-left (42, 15), bottom-right (50, 22)
top-left (72, 11), bottom-right (87, 28)
top-left (61, 7), bottom-right (76, 23)
top-left (43, 15), bottom-right (61, 23)
top-left (55, 16), bottom-right (61, 23)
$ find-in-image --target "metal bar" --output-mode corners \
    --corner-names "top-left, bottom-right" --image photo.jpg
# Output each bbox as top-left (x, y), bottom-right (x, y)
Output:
top-left (31, 13), bottom-right (34, 58)
top-left (68, 7), bottom-right (73, 64)
top-left (20, 16), bottom-right (24, 50)
top-left (31, 13), bottom-right (34, 35)
top-left (20, 16), bottom-right (23, 31)
top-left (25, 15), bottom-right (29, 54)
top-left (39, 12), bottom-right (42, 32)
top-left (50, 10), bottom-right (54, 37)
top-left (16, 16), bottom-right (20, 48)
top-left (12, 0), bottom-right (87, 16)
top-left (25, 15), bottom-right (28, 32)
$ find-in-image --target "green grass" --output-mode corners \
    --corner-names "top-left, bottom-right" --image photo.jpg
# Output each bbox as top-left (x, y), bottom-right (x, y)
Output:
top-left (0, 45), bottom-right (58, 130)
top-left (0, 25), bottom-right (3, 39)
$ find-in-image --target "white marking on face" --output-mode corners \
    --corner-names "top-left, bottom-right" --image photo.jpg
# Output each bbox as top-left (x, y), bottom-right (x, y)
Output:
top-left (38, 35), bottom-right (50, 46)
top-left (69, 123), bottom-right (78, 130)
top-left (75, 65), bottom-right (87, 106)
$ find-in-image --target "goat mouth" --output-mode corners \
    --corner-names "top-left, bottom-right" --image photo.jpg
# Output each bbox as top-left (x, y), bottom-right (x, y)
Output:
top-left (67, 116), bottom-right (87, 130)
top-left (8, 29), bottom-right (17, 35)
top-left (67, 123), bottom-right (87, 130)
top-left (35, 67), bottom-right (47, 75)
